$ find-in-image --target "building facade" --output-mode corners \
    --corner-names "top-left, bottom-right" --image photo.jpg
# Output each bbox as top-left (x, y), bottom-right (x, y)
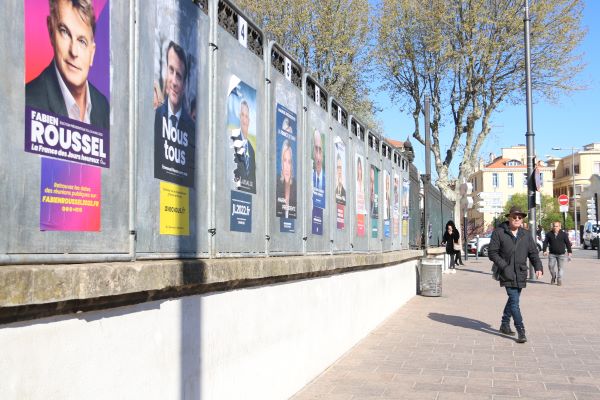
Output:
top-left (547, 143), bottom-right (600, 227)
top-left (468, 145), bottom-right (554, 232)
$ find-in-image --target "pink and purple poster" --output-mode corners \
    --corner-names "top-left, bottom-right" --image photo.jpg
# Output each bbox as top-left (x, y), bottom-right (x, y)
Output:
top-left (25, 0), bottom-right (111, 167)
top-left (40, 158), bottom-right (101, 231)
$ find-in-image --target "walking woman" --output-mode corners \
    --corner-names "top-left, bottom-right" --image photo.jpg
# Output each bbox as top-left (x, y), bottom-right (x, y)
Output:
top-left (442, 220), bottom-right (460, 273)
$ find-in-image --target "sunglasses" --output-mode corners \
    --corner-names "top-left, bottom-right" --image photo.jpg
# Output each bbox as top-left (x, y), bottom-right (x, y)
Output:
top-left (510, 214), bottom-right (524, 220)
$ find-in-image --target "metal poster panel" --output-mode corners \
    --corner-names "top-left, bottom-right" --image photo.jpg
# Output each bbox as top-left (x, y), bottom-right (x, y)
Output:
top-left (393, 172), bottom-right (400, 237)
top-left (370, 165), bottom-right (379, 238)
top-left (159, 181), bottom-right (189, 235)
top-left (334, 137), bottom-right (346, 230)
top-left (383, 170), bottom-right (391, 238)
top-left (227, 76), bottom-right (257, 194)
top-left (230, 190), bottom-right (252, 233)
top-left (153, 0), bottom-right (198, 188)
top-left (25, 0), bottom-right (110, 168)
top-left (355, 154), bottom-right (366, 236)
top-left (40, 157), bottom-right (101, 231)
top-left (275, 103), bottom-right (297, 232)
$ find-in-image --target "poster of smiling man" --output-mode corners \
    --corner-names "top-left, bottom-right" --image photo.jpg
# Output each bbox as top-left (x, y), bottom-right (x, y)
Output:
top-left (25, 0), bottom-right (110, 169)
top-left (153, 0), bottom-right (198, 188)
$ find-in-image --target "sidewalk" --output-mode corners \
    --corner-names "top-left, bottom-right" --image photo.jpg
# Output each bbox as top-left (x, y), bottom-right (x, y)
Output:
top-left (292, 250), bottom-right (600, 400)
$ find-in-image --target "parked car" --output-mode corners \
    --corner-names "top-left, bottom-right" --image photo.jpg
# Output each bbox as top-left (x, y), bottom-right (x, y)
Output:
top-left (582, 221), bottom-right (600, 250)
top-left (468, 233), bottom-right (542, 257)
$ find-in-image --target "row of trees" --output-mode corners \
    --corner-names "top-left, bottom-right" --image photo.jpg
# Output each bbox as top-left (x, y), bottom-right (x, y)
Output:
top-left (236, 0), bottom-right (586, 210)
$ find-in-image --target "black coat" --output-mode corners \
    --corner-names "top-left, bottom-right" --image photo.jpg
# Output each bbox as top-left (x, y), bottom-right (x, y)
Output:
top-left (488, 222), bottom-right (543, 288)
top-left (26, 62), bottom-right (109, 130)
top-left (442, 230), bottom-right (459, 255)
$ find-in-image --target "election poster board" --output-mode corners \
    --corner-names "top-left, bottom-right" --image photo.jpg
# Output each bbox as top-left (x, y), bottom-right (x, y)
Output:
top-left (383, 170), bottom-right (391, 238)
top-left (402, 177), bottom-right (410, 236)
top-left (310, 129), bottom-right (325, 235)
top-left (393, 173), bottom-right (400, 237)
top-left (274, 104), bottom-right (297, 233)
top-left (153, 0), bottom-right (198, 188)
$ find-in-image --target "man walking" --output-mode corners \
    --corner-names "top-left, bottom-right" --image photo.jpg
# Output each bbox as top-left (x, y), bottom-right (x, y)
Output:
top-left (488, 206), bottom-right (543, 343)
top-left (543, 221), bottom-right (572, 286)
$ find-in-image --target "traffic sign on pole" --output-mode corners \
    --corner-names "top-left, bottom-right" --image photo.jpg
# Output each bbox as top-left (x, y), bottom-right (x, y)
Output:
top-left (558, 194), bottom-right (569, 206)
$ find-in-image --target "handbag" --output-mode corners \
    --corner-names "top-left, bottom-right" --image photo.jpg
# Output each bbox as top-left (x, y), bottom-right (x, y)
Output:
top-left (452, 240), bottom-right (461, 252)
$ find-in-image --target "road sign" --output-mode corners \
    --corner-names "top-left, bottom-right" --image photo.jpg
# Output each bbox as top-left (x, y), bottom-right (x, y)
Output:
top-left (478, 192), bottom-right (503, 200)
top-left (558, 194), bottom-right (569, 206)
top-left (560, 205), bottom-right (569, 213)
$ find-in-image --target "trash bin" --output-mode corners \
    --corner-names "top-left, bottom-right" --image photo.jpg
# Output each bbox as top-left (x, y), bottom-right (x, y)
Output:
top-left (420, 259), bottom-right (443, 297)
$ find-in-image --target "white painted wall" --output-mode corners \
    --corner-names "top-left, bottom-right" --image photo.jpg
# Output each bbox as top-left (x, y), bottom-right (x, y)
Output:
top-left (0, 261), bottom-right (417, 400)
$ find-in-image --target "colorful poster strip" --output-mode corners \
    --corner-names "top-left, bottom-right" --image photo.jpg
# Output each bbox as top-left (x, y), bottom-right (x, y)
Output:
top-left (160, 182), bottom-right (190, 235)
top-left (40, 158), bottom-right (101, 231)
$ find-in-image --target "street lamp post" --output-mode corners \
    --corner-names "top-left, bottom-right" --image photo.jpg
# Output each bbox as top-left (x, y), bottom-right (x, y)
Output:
top-left (552, 147), bottom-right (578, 243)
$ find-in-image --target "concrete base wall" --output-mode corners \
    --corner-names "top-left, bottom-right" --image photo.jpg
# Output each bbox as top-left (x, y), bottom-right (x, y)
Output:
top-left (0, 260), bottom-right (417, 400)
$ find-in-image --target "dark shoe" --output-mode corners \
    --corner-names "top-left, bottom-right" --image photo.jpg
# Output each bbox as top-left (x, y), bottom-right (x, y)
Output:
top-left (499, 324), bottom-right (516, 336)
top-left (557, 279), bottom-right (562, 286)
top-left (516, 329), bottom-right (527, 343)
top-left (551, 276), bottom-right (556, 285)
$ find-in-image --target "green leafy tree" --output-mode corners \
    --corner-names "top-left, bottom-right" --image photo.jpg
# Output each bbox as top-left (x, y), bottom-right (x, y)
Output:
top-left (502, 193), bottom-right (574, 231)
top-left (236, 0), bottom-right (377, 126)
top-left (375, 0), bottom-right (586, 203)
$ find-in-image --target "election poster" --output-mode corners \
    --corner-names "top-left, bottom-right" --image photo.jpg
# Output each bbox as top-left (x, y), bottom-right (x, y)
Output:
top-left (40, 158), bottom-right (101, 231)
top-left (370, 165), bottom-right (379, 238)
top-left (227, 76), bottom-right (257, 194)
top-left (355, 154), bottom-right (366, 214)
top-left (393, 173), bottom-right (400, 237)
top-left (160, 181), bottom-right (190, 235)
top-left (275, 104), bottom-right (298, 234)
top-left (153, 0), bottom-right (198, 188)
top-left (402, 177), bottom-right (410, 236)
top-left (25, 0), bottom-right (110, 168)
top-left (311, 129), bottom-right (326, 209)
top-left (230, 190), bottom-right (252, 233)
top-left (383, 170), bottom-right (391, 238)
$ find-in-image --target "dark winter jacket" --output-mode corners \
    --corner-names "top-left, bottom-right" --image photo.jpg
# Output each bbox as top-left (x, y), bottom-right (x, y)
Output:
top-left (542, 230), bottom-right (572, 255)
top-left (488, 222), bottom-right (543, 288)
top-left (442, 230), bottom-right (460, 255)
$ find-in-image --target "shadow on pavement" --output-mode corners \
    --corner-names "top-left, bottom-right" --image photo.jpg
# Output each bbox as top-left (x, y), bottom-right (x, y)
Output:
top-left (427, 312), bottom-right (515, 340)
top-left (457, 268), bottom-right (552, 285)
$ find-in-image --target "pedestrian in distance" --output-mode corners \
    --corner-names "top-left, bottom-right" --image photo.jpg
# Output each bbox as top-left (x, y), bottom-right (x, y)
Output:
top-left (543, 220), bottom-right (572, 286)
top-left (488, 206), bottom-right (543, 343)
top-left (442, 220), bottom-right (460, 273)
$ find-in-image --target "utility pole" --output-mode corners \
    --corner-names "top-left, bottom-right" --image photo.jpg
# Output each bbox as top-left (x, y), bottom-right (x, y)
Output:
top-left (524, 0), bottom-right (536, 279)
top-left (421, 96), bottom-right (431, 248)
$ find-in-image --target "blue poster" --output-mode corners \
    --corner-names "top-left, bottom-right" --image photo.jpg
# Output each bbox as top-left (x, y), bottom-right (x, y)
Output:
top-left (384, 220), bottom-right (390, 238)
top-left (280, 218), bottom-right (295, 233)
top-left (230, 190), bottom-right (252, 232)
top-left (275, 103), bottom-right (298, 224)
top-left (312, 206), bottom-right (323, 235)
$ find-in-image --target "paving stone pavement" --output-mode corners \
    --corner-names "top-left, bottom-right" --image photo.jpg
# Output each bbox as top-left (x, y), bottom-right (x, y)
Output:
top-left (292, 249), bottom-right (600, 400)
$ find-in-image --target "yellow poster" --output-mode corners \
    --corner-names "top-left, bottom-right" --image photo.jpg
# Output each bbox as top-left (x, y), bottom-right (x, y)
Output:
top-left (160, 181), bottom-right (189, 235)
top-left (402, 219), bottom-right (408, 236)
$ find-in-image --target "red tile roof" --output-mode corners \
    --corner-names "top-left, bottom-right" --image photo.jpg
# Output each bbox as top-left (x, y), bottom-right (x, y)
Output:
top-left (486, 158), bottom-right (527, 168)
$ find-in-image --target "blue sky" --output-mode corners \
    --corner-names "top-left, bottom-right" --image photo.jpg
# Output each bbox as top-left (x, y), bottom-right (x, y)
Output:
top-left (373, 0), bottom-right (600, 178)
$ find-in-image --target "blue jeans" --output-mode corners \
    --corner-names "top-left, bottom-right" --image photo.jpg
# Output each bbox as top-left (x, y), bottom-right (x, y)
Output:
top-left (501, 287), bottom-right (523, 329)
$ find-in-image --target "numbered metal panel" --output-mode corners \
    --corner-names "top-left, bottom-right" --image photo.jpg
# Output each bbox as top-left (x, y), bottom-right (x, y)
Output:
top-left (329, 100), bottom-right (352, 253)
top-left (267, 43), bottom-right (304, 255)
top-left (213, 2), bottom-right (266, 255)
top-left (1, 1), bottom-right (130, 263)
top-left (366, 130), bottom-right (383, 253)
top-left (348, 116), bottom-right (369, 252)
top-left (400, 157), bottom-right (411, 249)
top-left (135, 0), bottom-right (210, 258)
